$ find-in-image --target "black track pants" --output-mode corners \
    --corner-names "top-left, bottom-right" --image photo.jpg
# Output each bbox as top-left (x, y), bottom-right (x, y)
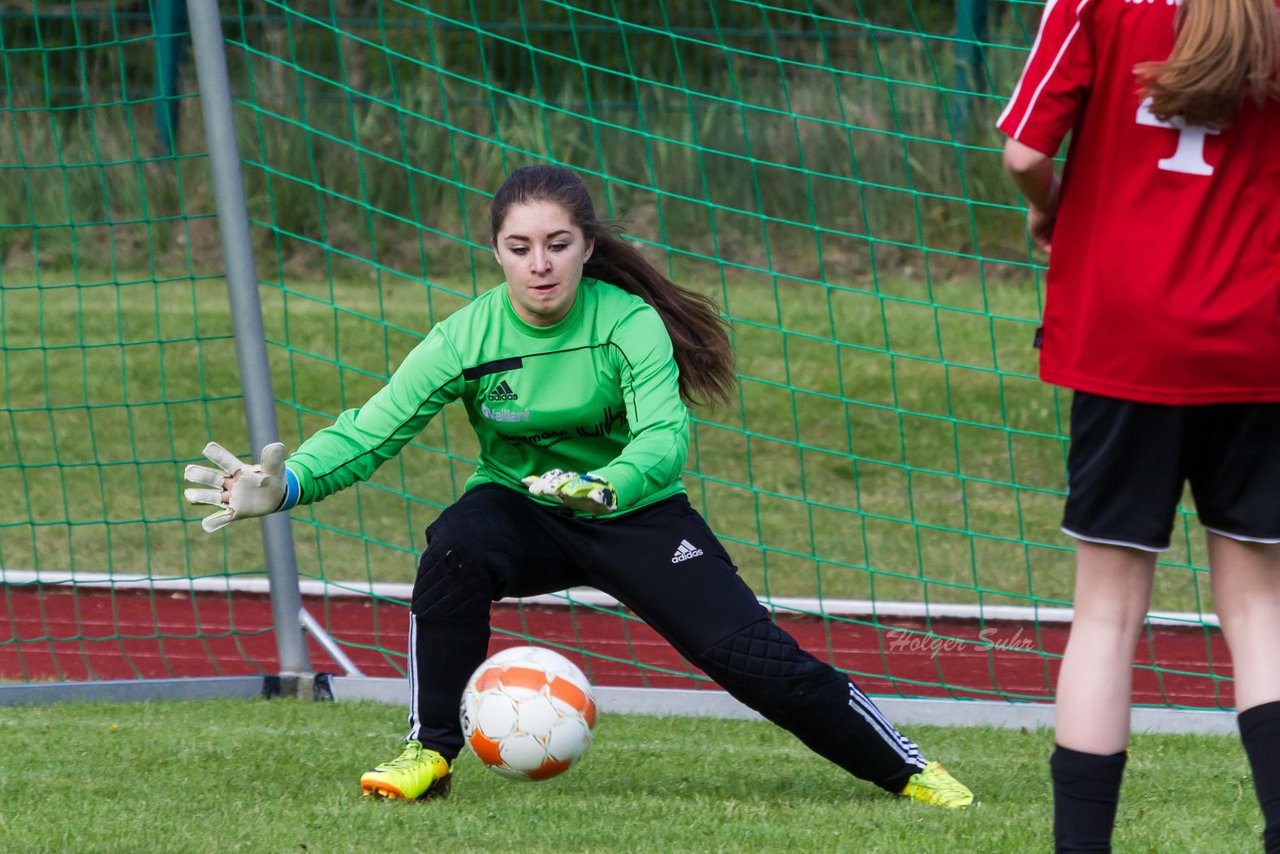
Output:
top-left (406, 484), bottom-right (925, 791)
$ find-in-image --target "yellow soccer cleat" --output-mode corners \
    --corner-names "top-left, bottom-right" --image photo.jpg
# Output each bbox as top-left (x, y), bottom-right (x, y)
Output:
top-left (898, 761), bottom-right (975, 809)
top-left (360, 741), bottom-right (453, 802)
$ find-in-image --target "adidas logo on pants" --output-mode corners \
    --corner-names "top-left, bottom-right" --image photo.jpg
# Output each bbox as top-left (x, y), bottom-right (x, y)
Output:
top-left (671, 539), bottom-right (704, 563)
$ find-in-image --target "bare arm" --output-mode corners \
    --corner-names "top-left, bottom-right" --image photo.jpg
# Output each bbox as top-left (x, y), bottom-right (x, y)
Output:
top-left (1003, 138), bottom-right (1060, 252)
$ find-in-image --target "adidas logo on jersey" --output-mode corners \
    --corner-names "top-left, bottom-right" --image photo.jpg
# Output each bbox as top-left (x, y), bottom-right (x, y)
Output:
top-left (671, 539), bottom-right (704, 563)
top-left (487, 380), bottom-right (518, 402)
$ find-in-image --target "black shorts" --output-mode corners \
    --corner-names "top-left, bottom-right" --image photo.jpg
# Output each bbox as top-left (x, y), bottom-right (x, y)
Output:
top-left (1062, 391), bottom-right (1280, 551)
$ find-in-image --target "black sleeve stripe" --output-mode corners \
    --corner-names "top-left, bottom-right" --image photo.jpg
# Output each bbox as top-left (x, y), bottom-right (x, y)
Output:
top-left (496, 342), bottom-right (635, 408)
top-left (466, 345), bottom-right (604, 375)
top-left (463, 357), bottom-right (523, 380)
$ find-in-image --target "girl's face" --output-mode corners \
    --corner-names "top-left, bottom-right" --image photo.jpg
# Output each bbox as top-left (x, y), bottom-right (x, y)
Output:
top-left (493, 200), bottom-right (594, 327)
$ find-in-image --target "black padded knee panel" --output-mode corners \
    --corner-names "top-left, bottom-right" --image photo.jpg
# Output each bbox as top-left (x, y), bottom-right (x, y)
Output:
top-left (409, 515), bottom-right (510, 618)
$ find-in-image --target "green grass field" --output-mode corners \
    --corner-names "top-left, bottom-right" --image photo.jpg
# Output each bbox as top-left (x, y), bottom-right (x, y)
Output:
top-left (0, 697), bottom-right (1261, 852)
top-left (2, 270), bottom-right (1214, 618)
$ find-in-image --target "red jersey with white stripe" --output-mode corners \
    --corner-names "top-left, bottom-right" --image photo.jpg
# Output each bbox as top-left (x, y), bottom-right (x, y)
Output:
top-left (998, 0), bottom-right (1280, 404)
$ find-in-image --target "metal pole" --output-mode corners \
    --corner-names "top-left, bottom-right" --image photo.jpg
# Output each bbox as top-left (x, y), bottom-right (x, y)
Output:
top-left (300, 608), bottom-right (365, 677)
top-left (185, 0), bottom-right (312, 683)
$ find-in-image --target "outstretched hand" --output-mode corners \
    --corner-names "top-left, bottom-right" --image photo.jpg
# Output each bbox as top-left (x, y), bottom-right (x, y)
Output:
top-left (523, 469), bottom-right (617, 515)
top-left (184, 442), bottom-right (288, 533)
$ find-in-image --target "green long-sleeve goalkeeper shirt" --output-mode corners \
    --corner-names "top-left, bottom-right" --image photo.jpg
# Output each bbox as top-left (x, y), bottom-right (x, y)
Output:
top-left (280, 278), bottom-right (690, 517)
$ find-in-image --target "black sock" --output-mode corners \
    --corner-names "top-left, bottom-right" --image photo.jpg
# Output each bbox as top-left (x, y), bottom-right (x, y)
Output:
top-left (1049, 744), bottom-right (1127, 853)
top-left (1239, 700), bottom-right (1280, 853)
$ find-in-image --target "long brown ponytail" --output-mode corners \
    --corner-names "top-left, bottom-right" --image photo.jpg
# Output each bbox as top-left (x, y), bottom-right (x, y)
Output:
top-left (1136, 0), bottom-right (1280, 128)
top-left (490, 165), bottom-right (737, 407)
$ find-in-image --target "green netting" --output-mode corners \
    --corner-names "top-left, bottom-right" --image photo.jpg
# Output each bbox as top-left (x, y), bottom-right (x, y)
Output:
top-left (1, 1), bottom-right (1225, 709)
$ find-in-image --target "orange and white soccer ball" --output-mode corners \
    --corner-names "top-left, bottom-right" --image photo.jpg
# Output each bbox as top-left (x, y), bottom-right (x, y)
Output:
top-left (460, 645), bottom-right (598, 781)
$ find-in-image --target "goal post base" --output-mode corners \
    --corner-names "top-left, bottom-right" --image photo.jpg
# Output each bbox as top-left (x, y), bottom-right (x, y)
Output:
top-left (0, 676), bottom-right (263, 706)
top-left (0, 673), bottom-right (335, 706)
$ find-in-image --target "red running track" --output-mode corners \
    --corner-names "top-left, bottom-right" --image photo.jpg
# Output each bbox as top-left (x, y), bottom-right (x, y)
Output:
top-left (0, 586), bottom-right (1235, 709)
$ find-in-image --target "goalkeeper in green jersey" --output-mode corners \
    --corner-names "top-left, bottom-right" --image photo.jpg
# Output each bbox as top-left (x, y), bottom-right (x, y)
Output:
top-left (185, 164), bottom-right (972, 808)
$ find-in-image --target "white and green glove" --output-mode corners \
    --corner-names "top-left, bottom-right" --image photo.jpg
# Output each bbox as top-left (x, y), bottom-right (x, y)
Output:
top-left (184, 441), bottom-right (296, 533)
top-left (522, 469), bottom-right (618, 515)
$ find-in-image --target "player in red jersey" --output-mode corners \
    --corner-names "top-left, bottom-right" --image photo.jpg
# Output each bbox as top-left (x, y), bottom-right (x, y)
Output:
top-left (999, 0), bottom-right (1280, 849)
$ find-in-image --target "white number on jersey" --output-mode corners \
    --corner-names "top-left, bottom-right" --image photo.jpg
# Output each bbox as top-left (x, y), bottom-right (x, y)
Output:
top-left (1135, 97), bottom-right (1219, 176)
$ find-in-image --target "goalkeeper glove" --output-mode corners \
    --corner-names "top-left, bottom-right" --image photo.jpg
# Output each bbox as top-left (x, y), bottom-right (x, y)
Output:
top-left (184, 441), bottom-right (292, 533)
top-left (522, 469), bottom-right (618, 515)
